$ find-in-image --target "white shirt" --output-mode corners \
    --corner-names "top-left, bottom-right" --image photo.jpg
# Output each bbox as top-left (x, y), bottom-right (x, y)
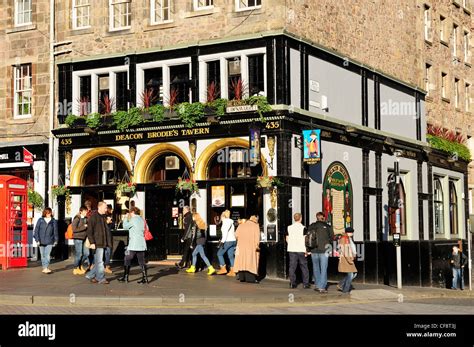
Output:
top-left (44, 217), bottom-right (52, 224)
top-left (287, 222), bottom-right (306, 253)
top-left (221, 218), bottom-right (236, 242)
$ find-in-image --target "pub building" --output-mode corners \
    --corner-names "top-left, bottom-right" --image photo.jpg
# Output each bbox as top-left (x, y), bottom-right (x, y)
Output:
top-left (52, 34), bottom-right (469, 287)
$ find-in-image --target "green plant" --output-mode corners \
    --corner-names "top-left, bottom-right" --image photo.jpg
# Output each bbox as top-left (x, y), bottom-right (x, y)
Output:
top-left (427, 134), bottom-right (471, 161)
top-left (115, 182), bottom-right (136, 198)
top-left (65, 114), bottom-right (79, 127)
top-left (28, 189), bottom-right (44, 209)
top-left (51, 185), bottom-right (71, 199)
top-left (86, 112), bottom-right (101, 129)
top-left (209, 98), bottom-right (228, 116)
top-left (113, 107), bottom-right (144, 131)
top-left (176, 177), bottom-right (199, 195)
top-left (177, 102), bottom-right (205, 128)
top-left (247, 95), bottom-right (272, 122)
top-left (148, 104), bottom-right (166, 122)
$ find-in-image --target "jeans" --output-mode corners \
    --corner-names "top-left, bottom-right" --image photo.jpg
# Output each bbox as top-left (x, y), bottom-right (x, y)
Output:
top-left (311, 252), bottom-right (329, 290)
top-left (217, 241), bottom-right (236, 267)
top-left (39, 245), bottom-right (53, 269)
top-left (192, 245), bottom-right (211, 267)
top-left (73, 239), bottom-right (90, 268)
top-left (288, 252), bottom-right (310, 285)
top-left (452, 268), bottom-right (464, 289)
top-left (86, 248), bottom-right (106, 283)
top-left (105, 247), bottom-right (112, 266)
top-left (338, 272), bottom-right (357, 293)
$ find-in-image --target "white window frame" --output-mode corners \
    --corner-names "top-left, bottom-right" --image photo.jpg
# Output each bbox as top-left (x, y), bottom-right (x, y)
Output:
top-left (72, 0), bottom-right (91, 30)
top-left (136, 57), bottom-right (192, 107)
top-left (453, 23), bottom-right (459, 57)
top-left (235, 0), bottom-right (261, 12)
top-left (454, 78), bottom-right (460, 108)
top-left (13, 64), bottom-right (33, 119)
top-left (109, 0), bottom-right (132, 32)
top-left (464, 30), bottom-right (471, 63)
top-left (194, 0), bottom-right (213, 11)
top-left (466, 82), bottom-right (471, 112)
top-left (72, 65), bottom-right (129, 115)
top-left (198, 48), bottom-right (267, 102)
top-left (150, 0), bottom-right (172, 25)
top-left (14, 0), bottom-right (32, 27)
top-left (424, 4), bottom-right (432, 42)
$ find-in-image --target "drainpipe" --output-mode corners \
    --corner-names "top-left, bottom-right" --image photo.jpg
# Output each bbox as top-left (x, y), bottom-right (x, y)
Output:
top-left (48, 0), bottom-right (55, 208)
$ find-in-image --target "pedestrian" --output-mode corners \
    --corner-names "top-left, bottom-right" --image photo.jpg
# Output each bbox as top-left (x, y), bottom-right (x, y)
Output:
top-left (185, 212), bottom-right (216, 275)
top-left (176, 206), bottom-right (193, 269)
top-left (84, 199), bottom-right (95, 270)
top-left (337, 227), bottom-right (357, 293)
top-left (85, 201), bottom-right (111, 284)
top-left (306, 212), bottom-right (334, 293)
top-left (104, 204), bottom-right (114, 274)
top-left (33, 208), bottom-right (58, 274)
top-left (286, 213), bottom-right (310, 289)
top-left (216, 210), bottom-right (237, 276)
top-left (450, 245), bottom-right (467, 290)
top-left (71, 206), bottom-right (89, 275)
top-left (233, 215), bottom-right (261, 283)
top-left (118, 207), bottom-right (149, 284)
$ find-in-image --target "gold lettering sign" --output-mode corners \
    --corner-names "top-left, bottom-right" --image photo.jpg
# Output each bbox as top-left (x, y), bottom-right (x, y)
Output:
top-left (180, 128), bottom-right (210, 136)
top-left (115, 133), bottom-right (144, 141)
top-left (147, 130), bottom-right (179, 139)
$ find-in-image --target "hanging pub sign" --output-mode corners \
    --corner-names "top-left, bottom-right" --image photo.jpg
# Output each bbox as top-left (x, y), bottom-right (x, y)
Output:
top-left (249, 125), bottom-right (261, 167)
top-left (302, 129), bottom-right (321, 164)
top-left (322, 161), bottom-right (353, 234)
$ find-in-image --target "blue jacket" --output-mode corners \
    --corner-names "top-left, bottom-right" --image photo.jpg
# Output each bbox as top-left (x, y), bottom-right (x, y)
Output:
top-left (33, 218), bottom-right (58, 246)
top-left (123, 215), bottom-right (147, 251)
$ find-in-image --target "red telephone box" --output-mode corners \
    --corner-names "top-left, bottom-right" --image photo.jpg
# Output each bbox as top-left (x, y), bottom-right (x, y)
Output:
top-left (0, 175), bottom-right (28, 269)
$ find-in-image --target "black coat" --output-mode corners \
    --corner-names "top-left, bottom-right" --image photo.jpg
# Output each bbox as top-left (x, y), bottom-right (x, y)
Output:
top-left (182, 212), bottom-right (194, 241)
top-left (72, 215), bottom-right (88, 240)
top-left (86, 211), bottom-right (111, 248)
top-left (450, 252), bottom-right (467, 269)
top-left (306, 221), bottom-right (334, 253)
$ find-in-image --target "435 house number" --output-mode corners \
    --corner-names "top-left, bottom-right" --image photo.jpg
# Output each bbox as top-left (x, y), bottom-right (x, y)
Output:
top-left (265, 121), bottom-right (280, 129)
top-left (60, 138), bottom-right (72, 145)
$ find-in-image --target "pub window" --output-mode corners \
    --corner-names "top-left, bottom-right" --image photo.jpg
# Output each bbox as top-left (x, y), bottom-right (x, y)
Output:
top-left (151, 0), bottom-right (172, 24)
top-left (144, 67), bottom-right (163, 106)
top-left (169, 64), bottom-right (190, 104)
top-left (72, 0), bottom-right (91, 30)
top-left (13, 64), bottom-right (32, 119)
top-left (434, 178), bottom-right (444, 235)
top-left (449, 180), bottom-right (458, 234)
top-left (109, 0), bottom-right (131, 31)
top-left (388, 175), bottom-right (407, 236)
top-left (79, 75), bottom-right (91, 115)
top-left (248, 54), bottom-right (265, 96)
top-left (15, 0), bottom-right (32, 27)
top-left (98, 75), bottom-right (111, 114)
top-left (207, 147), bottom-right (262, 179)
top-left (206, 60), bottom-right (220, 101)
top-left (236, 0), bottom-right (261, 11)
top-left (115, 71), bottom-right (128, 111)
top-left (227, 57), bottom-right (242, 100)
top-left (194, 0), bottom-right (213, 10)
top-left (147, 153), bottom-right (188, 182)
top-left (82, 156), bottom-right (130, 186)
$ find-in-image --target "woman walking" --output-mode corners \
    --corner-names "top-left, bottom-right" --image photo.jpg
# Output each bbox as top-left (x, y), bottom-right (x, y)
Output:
top-left (118, 207), bottom-right (148, 284)
top-left (71, 206), bottom-right (89, 275)
top-left (233, 215), bottom-right (261, 283)
top-left (216, 210), bottom-right (236, 276)
top-left (337, 227), bottom-right (357, 293)
top-left (185, 212), bottom-right (216, 275)
top-left (33, 208), bottom-right (58, 274)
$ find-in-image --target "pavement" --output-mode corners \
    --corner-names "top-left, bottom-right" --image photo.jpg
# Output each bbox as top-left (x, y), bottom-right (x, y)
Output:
top-left (0, 260), bottom-right (473, 308)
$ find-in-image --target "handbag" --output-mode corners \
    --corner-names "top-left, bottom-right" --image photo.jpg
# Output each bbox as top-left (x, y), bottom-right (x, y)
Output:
top-left (217, 223), bottom-right (232, 249)
top-left (144, 220), bottom-right (153, 241)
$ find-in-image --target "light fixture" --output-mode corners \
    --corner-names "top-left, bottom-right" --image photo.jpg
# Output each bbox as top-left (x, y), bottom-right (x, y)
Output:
top-left (384, 137), bottom-right (395, 146)
top-left (345, 126), bottom-right (357, 133)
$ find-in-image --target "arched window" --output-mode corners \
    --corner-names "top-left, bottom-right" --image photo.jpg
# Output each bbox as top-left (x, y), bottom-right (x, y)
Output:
top-left (434, 178), bottom-right (444, 235)
top-left (147, 152), bottom-right (188, 182)
top-left (82, 156), bottom-right (129, 186)
top-left (449, 180), bottom-right (458, 235)
top-left (387, 175), bottom-right (407, 236)
top-left (207, 147), bottom-right (262, 179)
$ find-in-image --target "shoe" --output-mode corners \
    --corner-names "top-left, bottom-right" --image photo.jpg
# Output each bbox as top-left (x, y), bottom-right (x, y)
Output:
top-left (174, 262), bottom-right (180, 268)
top-left (337, 284), bottom-right (343, 292)
top-left (90, 278), bottom-right (98, 283)
top-left (289, 283), bottom-right (297, 289)
top-left (80, 265), bottom-right (88, 273)
top-left (226, 267), bottom-right (236, 277)
top-left (137, 265), bottom-right (149, 284)
top-left (318, 289), bottom-right (328, 293)
top-left (217, 265), bottom-right (228, 275)
top-left (98, 279), bottom-right (110, 284)
top-left (104, 266), bottom-right (113, 274)
top-left (73, 268), bottom-right (83, 275)
top-left (303, 284), bottom-right (311, 289)
top-left (186, 265), bottom-right (196, 273)
top-left (118, 266), bottom-right (130, 283)
top-left (44, 268), bottom-right (52, 274)
top-left (207, 265), bottom-right (216, 275)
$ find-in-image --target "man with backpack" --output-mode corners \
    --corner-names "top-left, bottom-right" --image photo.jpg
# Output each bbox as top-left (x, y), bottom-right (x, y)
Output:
top-left (306, 212), bottom-right (334, 293)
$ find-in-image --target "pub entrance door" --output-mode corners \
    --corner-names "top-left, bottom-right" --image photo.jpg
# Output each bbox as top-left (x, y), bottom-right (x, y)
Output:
top-left (145, 186), bottom-right (184, 260)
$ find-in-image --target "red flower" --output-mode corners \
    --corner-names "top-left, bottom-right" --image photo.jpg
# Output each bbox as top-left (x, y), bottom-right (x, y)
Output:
top-left (128, 182), bottom-right (132, 187)
top-left (186, 179), bottom-right (190, 182)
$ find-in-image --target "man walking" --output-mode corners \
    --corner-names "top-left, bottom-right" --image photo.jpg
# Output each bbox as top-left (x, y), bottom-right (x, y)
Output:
top-left (176, 206), bottom-right (193, 269)
top-left (286, 213), bottom-right (310, 289)
top-left (85, 201), bottom-right (111, 284)
top-left (306, 212), bottom-right (334, 293)
top-left (450, 245), bottom-right (467, 290)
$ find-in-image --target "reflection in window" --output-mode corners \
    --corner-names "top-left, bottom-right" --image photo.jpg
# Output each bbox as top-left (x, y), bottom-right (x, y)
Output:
top-left (206, 60), bottom-right (220, 101)
top-left (388, 175), bottom-right (407, 236)
top-left (144, 67), bottom-right (164, 106)
top-left (449, 181), bottom-right (458, 234)
top-left (434, 178), bottom-right (444, 235)
top-left (82, 156), bottom-right (129, 185)
top-left (207, 147), bottom-right (262, 179)
top-left (248, 54), bottom-right (264, 96)
top-left (148, 153), bottom-right (188, 182)
top-left (169, 64), bottom-right (190, 104)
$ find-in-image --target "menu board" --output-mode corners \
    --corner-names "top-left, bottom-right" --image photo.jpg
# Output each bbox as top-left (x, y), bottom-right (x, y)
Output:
top-left (211, 186), bottom-right (225, 207)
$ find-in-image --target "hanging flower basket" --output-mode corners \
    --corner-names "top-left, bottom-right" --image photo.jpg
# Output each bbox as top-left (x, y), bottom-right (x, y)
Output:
top-left (51, 185), bottom-right (71, 199)
top-left (116, 182), bottom-right (136, 198)
top-left (256, 176), bottom-right (284, 189)
top-left (176, 177), bottom-right (199, 195)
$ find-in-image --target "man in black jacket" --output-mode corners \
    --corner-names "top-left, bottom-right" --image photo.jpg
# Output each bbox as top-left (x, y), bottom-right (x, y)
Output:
top-left (306, 212), bottom-right (334, 293)
top-left (71, 206), bottom-right (89, 275)
top-left (176, 206), bottom-right (194, 269)
top-left (85, 201), bottom-right (111, 284)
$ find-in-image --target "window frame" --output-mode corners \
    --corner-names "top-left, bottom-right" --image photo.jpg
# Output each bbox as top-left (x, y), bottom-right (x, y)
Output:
top-left (465, 82), bottom-right (471, 112)
top-left (72, 0), bottom-right (91, 30)
top-left (454, 77), bottom-right (460, 108)
top-left (424, 4), bottom-right (432, 42)
top-left (13, 64), bottom-right (33, 120)
top-left (109, 0), bottom-right (132, 32)
top-left (463, 30), bottom-right (471, 64)
top-left (449, 180), bottom-right (459, 235)
top-left (194, 0), bottom-right (214, 11)
top-left (14, 0), bottom-right (32, 27)
top-left (441, 72), bottom-right (448, 99)
top-left (425, 63), bottom-right (432, 95)
top-left (235, 0), bottom-right (262, 12)
top-left (440, 15), bottom-right (447, 43)
top-left (453, 23), bottom-right (459, 57)
top-left (150, 0), bottom-right (173, 25)
top-left (433, 178), bottom-right (445, 235)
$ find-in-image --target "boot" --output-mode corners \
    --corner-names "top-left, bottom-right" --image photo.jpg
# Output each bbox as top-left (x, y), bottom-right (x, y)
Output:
top-left (137, 265), bottom-right (149, 284)
top-left (216, 265), bottom-right (227, 275)
top-left (80, 265), bottom-right (87, 273)
top-left (73, 267), bottom-right (82, 275)
top-left (226, 267), bottom-right (236, 277)
top-left (104, 265), bottom-right (113, 274)
top-left (207, 265), bottom-right (216, 275)
top-left (186, 265), bottom-right (196, 273)
top-left (118, 266), bottom-right (130, 283)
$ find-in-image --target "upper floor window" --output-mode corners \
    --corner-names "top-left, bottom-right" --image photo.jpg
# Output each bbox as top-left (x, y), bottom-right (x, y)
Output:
top-left (73, 0), bottom-right (91, 30)
top-left (453, 23), bottom-right (459, 57)
top-left (14, 64), bottom-right (32, 119)
top-left (441, 72), bottom-right (448, 99)
top-left (440, 15), bottom-right (447, 43)
top-left (15, 0), bottom-right (32, 27)
top-left (236, 0), bottom-right (261, 11)
top-left (424, 4), bottom-right (432, 42)
top-left (109, 0), bottom-right (131, 31)
top-left (151, 0), bottom-right (172, 24)
top-left (194, 0), bottom-right (213, 10)
top-left (466, 83), bottom-right (471, 112)
top-left (424, 63), bottom-right (432, 95)
top-left (454, 78), bottom-right (460, 108)
top-left (464, 30), bottom-right (471, 63)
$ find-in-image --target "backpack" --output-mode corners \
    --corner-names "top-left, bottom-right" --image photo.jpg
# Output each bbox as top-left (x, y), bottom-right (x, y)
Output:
top-left (305, 225), bottom-right (318, 249)
top-left (65, 223), bottom-right (73, 240)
